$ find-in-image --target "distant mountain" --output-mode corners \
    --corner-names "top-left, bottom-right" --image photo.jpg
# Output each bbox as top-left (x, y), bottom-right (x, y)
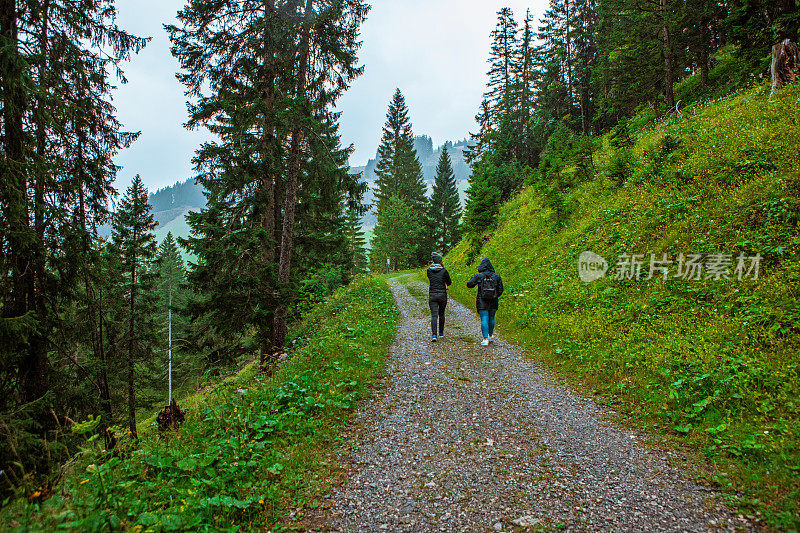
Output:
top-left (98, 178), bottom-right (206, 240)
top-left (148, 178), bottom-right (207, 228)
top-left (354, 136), bottom-right (472, 184)
top-left (352, 136), bottom-right (473, 227)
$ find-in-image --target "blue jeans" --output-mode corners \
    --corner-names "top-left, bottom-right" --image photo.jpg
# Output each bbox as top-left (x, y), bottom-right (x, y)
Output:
top-left (478, 309), bottom-right (496, 338)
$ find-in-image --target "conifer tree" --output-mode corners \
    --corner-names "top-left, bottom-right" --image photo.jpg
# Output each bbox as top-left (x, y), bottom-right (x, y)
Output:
top-left (169, 0), bottom-right (369, 360)
top-left (109, 176), bottom-right (159, 441)
top-left (370, 196), bottom-right (422, 272)
top-left (486, 8), bottom-right (521, 126)
top-left (155, 233), bottom-right (186, 404)
top-left (1, 0), bottom-right (146, 478)
top-left (371, 89), bottom-right (427, 265)
top-left (345, 207), bottom-right (369, 276)
top-left (373, 89), bottom-right (427, 217)
top-left (427, 146), bottom-right (462, 254)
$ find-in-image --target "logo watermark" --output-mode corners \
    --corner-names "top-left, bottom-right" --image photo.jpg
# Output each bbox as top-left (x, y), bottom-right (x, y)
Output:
top-left (578, 251), bottom-right (609, 282)
top-left (578, 251), bottom-right (762, 282)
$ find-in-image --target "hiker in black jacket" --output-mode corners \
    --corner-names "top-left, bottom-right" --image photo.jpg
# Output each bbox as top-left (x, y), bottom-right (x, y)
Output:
top-left (426, 252), bottom-right (452, 342)
top-left (466, 257), bottom-right (504, 346)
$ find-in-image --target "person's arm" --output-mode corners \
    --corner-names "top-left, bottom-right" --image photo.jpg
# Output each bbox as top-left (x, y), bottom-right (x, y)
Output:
top-left (466, 273), bottom-right (481, 288)
top-left (444, 269), bottom-right (452, 287)
top-left (497, 275), bottom-right (504, 298)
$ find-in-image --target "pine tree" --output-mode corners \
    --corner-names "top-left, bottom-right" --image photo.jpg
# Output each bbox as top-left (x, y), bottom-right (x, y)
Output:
top-left (427, 146), bottom-right (462, 254)
top-left (155, 233), bottom-right (186, 405)
top-left (486, 8), bottom-right (521, 126)
top-left (109, 176), bottom-right (159, 441)
top-left (370, 196), bottom-right (422, 272)
top-left (345, 206), bottom-right (368, 276)
top-left (371, 89), bottom-right (427, 265)
top-left (169, 0), bottom-right (369, 361)
top-left (373, 89), bottom-right (427, 217)
top-left (1, 0), bottom-right (146, 479)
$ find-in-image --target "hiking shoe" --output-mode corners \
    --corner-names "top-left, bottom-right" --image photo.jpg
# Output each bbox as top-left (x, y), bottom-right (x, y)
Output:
top-left (489, 335), bottom-right (495, 344)
top-left (481, 338), bottom-right (489, 346)
top-left (432, 335), bottom-right (438, 342)
top-left (438, 332), bottom-right (444, 339)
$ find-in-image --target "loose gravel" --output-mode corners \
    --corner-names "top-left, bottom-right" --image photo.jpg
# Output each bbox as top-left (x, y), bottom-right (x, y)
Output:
top-left (307, 278), bottom-right (756, 532)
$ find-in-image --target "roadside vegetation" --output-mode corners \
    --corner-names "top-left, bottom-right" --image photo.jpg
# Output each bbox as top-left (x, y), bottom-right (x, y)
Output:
top-left (445, 80), bottom-right (800, 528)
top-left (1, 277), bottom-right (399, 531)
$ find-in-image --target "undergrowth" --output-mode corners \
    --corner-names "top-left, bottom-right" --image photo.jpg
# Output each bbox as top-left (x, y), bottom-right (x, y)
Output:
top-left (1, 276), bottom-right (399, 531)
top-left (446, 81), bottom-right (800, 528)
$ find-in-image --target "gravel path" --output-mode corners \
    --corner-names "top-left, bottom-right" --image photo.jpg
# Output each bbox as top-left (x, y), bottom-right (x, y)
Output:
top-left (307, 278), bottom-right (755, 532)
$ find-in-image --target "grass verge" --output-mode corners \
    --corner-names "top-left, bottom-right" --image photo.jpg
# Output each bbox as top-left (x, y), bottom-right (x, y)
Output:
top-left (2, 276), bottom-right (399, 532)
top-left (446, 82), bottom-right (800, 528)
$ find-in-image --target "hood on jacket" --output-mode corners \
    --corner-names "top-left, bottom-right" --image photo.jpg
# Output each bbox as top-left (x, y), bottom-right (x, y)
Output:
top-left (429, 263), bottom-right (444, 271)
top-left (477, 257), bottom-right (495, 273)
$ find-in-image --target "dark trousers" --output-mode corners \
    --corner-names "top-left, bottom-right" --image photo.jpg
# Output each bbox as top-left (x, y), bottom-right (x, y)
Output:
top-left (429, 296), bottom-right (447, 336)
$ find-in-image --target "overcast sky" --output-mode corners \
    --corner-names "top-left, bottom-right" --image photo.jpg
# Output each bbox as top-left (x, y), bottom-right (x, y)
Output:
top-left (112, 0), bottom-right (548, 192)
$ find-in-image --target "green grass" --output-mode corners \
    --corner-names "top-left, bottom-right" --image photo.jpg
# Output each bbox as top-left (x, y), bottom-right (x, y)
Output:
top-left (446, 81), bottom-right (800, 528)
top-left (2, 276), bottom-right (399, 531)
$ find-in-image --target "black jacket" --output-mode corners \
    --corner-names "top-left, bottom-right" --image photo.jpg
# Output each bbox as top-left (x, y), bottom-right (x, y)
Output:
top-left (426, 263), bottom-right (451, 300)
top-left (466, 258), bottom-right (504, 311)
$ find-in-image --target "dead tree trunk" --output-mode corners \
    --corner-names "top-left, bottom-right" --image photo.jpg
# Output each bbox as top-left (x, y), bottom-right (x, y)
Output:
top-left (771, 39), bottom-right (799, 94)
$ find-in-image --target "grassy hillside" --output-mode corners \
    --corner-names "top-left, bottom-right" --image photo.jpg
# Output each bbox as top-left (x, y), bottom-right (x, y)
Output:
top-left (2, 276), bottom-right (399, 531)
top-left (446, 81), bottom-right (800, 527)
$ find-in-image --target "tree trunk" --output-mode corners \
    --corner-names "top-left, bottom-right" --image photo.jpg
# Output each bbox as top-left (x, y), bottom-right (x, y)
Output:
top-left (128, 230), bottom-right (138, 442)
top-left (771, 39), bottom-right (799, 93)
top-left (565, 0), bottom-right (574, 110)
top-left (699, 15), bottom-right (710, 88)
top-left (259, 0), bottom-right (278, 365)
top-left (273, 0), bottom-right (313, 349)
top-left (1, 0), bottom-right (47, 405)
top-left (80, 183), bottom-right (113, 425)
top-left (659, 0), bottom-right (675, 109)
top-left (168, 289), bottom-right (172, 404)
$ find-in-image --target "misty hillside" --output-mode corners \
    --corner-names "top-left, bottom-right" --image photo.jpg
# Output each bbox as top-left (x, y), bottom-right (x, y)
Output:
top-left (350, 136), bottom-right (472, 183)
top-left (148, 178), bottom-right (207, 228)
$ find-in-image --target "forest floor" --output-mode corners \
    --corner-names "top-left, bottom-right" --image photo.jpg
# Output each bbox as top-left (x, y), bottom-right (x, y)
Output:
top-left (305, 277), bottom-right (760, 532)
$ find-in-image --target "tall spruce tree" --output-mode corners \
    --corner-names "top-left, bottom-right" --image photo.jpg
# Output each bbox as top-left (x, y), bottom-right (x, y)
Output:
top-left (427, 146), bottom-right (462, 254)
top-left (155, 233), bottom-right (187, 404)
top-left (372, 89), bottom-right (427, 265)
top-left (169, 0), bottom-right (369, 362)
top-left (108, 176), bottom-right (159, 441)
top-left (1, 0), bottom-right (146, 481)
top-left (373, 89), bottom-right (427, 217)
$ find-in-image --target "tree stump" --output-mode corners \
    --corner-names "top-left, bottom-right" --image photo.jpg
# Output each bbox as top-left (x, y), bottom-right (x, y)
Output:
top-left (771, 39), bottom-right (799, 93)
top-left (157, 398), bottom-right (186, 431)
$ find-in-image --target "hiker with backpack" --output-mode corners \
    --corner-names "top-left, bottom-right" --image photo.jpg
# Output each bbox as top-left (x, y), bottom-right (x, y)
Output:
top-left (466, 258), bottom-right (504, 346)
top-left (426, 252), bottom-right (452, 342)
